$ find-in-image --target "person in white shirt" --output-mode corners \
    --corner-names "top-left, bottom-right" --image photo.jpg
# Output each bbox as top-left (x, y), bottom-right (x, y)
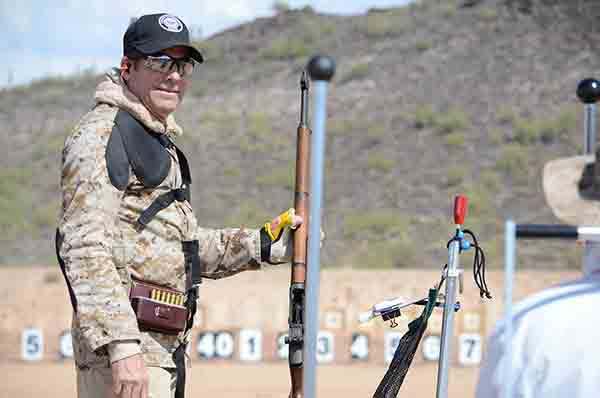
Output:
top-left (476, 153), bottom-right (600, 398)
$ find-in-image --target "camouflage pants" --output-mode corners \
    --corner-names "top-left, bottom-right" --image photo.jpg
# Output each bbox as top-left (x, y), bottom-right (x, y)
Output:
top-left (77, 366), bottom-right (178, 398)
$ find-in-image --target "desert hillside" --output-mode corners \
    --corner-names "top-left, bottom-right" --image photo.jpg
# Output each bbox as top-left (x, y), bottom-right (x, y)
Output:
top-left (1, 0), bottom-right (599, 269)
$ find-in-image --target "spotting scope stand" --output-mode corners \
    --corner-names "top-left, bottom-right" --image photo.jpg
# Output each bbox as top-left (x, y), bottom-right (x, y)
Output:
top-left (360, 196), bottom-right (470, 398)
top-left (502, 77), bottom-right (600, 398)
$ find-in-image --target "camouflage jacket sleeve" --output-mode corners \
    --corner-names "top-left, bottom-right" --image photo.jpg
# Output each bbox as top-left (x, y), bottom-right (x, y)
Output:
top-left (58, 114), bottom-right (141, 352)
top-left (195, 227), bottom-right (263, 279)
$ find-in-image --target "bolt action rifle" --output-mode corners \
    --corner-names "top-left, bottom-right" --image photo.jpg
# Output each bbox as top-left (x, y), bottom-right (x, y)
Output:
top-left (286, 70), bottom-right (310, 398)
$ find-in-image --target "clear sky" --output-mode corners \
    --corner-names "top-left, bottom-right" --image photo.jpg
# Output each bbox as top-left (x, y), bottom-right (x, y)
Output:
top-left (0, 0), bottom-right (413, 88)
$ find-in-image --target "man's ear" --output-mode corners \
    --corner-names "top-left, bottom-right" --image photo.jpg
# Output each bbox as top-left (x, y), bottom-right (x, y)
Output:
top-left (120, 56), bottom-right (133, 81)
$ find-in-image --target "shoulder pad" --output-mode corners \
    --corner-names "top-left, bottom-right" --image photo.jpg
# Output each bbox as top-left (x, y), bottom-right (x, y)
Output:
top-left (106, 125), bottom-right (130, 191)
top-left (112, 110), bottom-right (172, 189)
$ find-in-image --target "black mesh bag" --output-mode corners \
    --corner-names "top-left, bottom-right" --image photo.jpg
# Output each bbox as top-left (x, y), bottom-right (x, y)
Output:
top-left (373, 288), bottom-right (439, 398)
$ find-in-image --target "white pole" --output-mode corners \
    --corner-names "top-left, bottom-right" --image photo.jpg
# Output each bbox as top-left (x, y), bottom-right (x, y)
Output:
top-left (303, 55), bottom-right (335, 398)
top-left (503, 220), bottom-right (516, 398)
top-left (435, 237), bottom-right (460, 398)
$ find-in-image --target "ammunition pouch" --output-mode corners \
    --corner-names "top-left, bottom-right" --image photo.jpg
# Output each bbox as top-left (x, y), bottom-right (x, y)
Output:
top-left (129, 277), bottom-right (188, 335)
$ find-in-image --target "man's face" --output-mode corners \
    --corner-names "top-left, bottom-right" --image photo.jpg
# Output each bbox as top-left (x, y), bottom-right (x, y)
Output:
top-left (122, 46), bottom-right (191, 120)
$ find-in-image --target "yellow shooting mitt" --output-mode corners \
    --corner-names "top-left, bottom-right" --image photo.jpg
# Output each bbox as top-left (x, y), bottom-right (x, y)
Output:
top-left (260, 208), bottom-right (300, 264)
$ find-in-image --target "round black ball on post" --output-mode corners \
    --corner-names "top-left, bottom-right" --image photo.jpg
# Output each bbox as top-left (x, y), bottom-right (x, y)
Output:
top-left (307, 55), bottom-right (335, 82)
top-left (577, 78), bottom-right (600, 104)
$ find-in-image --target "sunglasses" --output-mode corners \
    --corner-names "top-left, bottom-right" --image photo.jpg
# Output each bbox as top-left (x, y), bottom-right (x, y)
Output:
top-left (142, 53), bottom-right (196, 77)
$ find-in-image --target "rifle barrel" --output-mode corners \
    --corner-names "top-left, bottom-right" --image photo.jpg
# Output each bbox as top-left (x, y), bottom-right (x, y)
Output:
top-left (289, 70), bottom-right (311, 398)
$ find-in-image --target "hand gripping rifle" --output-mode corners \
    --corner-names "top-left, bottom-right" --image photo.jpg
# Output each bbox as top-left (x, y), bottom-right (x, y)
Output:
top-left (287, 70), bottom-right (311, 398)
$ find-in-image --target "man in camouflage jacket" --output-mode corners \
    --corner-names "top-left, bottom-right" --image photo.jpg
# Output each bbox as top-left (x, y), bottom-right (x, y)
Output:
top-left (56, 13), bottom-right (301, 398)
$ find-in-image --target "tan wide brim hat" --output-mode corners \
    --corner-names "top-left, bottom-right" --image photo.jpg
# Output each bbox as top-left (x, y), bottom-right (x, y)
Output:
top-left (543, 155), bottom-right (600, 225)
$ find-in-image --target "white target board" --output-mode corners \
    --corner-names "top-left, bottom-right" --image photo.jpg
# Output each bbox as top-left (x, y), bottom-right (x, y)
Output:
top-left (238, 329), bottom-right (262, 361)
top-left (196, 331), bottom-right (234, 360)
top-left (350, 333), bottom-right (369, 361)
top-left (422, 335), bottom-right (441, 362)
top-left (277, 332), bottom-right (288, 360)
top-left (21, 328), bottom-right (43, 361)
top-left (384, 332), bottom-right (403, 364)
top-left (458, 334), bottom-right (482, 366)
top-left (316, 331), bottom-right (334, 363)
top-left (59, 330), bottom-right (73, 358)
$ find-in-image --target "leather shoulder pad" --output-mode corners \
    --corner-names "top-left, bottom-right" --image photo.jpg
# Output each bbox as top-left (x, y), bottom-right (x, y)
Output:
top-left (113, 110), bottom-right (172, 189)
top-left (106, 125), bottom-right (130, 191)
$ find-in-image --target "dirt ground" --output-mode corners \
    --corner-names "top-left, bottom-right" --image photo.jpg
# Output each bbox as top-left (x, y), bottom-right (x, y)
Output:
top-left (0, 361), bottom-right (478, 397)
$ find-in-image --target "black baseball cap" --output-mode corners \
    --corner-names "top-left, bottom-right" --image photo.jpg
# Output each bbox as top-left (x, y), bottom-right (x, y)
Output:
top-left (123, 13), bottom-right (203, 63)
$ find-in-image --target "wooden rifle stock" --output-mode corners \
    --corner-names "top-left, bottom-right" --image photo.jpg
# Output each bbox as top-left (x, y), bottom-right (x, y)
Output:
top-left (288, 70), bottom-right (310, 398)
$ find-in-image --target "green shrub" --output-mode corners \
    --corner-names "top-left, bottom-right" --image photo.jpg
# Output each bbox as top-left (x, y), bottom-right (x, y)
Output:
top-left (225, 203), bottom-right (270, 227)
top-left (367, 123), bottom-right (386, 138)
top-left (0, 167), bottom-right (34, 236)
top-left (445, 166), bottom-right (466, 187)
top-left (256, 167), bottom-right (294, 189)
top-left (202, 110), bottom-right (232, 122)
top-left (0, 196), bottom-right (30, 237)
top-left (439, 3), bottom-right (457, 18)
top-left (33, 203), bottom-right (58, 228)
top-left (496, 144), bottom-right (530, 179)
top-left (201, 110), bottom-right (239, 133)
top-left (237, 136), bottom-right (263, 153)
top-left (445, 132), bottom-right (466, 148)
top-left (339, 62), bottom-right (370, 84)
top-left (33, 131), bottom-right (68, 159)
top-left (344, 210), bottom-right (408, 239)
top-left (553, 108), bottom-right (577, 139)
top-left (510, 108), bottom-right (577, 145)
top-left (298, 16), bottom-right (336, 39)
top-left (259, 38), bottom-right (311, 59)
top-left (413, 105), bottom-right (436, 129)
top-left (435, 108), bottom-right (470, 135)
top-left (462, 184), bottom-right (493, 218)
top-left (411, 106), bottom-right (470, 134)
top-left (223, 167), bottom-right (241, 178)
top-left (490, 128), bottom-right (505, 145)
top-left (415, 40), bottom-right (433, 52)
top-left (319, 21), bottom-right (337, 35)
top-left (194, 40), bottom-right (223, 61)
top-left (479, 8), bottom-right (499, 22)
top-left (496, 106), bottom-right (517, 124)
top-left (0, 167), bottom-right (33, 198)
top-left (367, 154), bottom-right (394, 173)
top-left (513, 118), bottom-right (540, 144)
top-left (329, 119), bottom-right (355, 136)
top-left (351, 238), bottom-right (416, 269)
top-left (247, 112), bottom-right (272, 139)
top-left (538, 120), bottom-right (563, 144)
top-left (480, 170), bottom-right (501, 192)
top-left (540, 108), bottom-right (577, 143)
top-left (457, 183), bottom-right (498, 236)
top-left (362, 12), bottom-right (405, 37)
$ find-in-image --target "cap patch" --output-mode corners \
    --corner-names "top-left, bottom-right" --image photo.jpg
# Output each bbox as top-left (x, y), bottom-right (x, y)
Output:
top-left (158, 15), bottom-right (184, 33)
